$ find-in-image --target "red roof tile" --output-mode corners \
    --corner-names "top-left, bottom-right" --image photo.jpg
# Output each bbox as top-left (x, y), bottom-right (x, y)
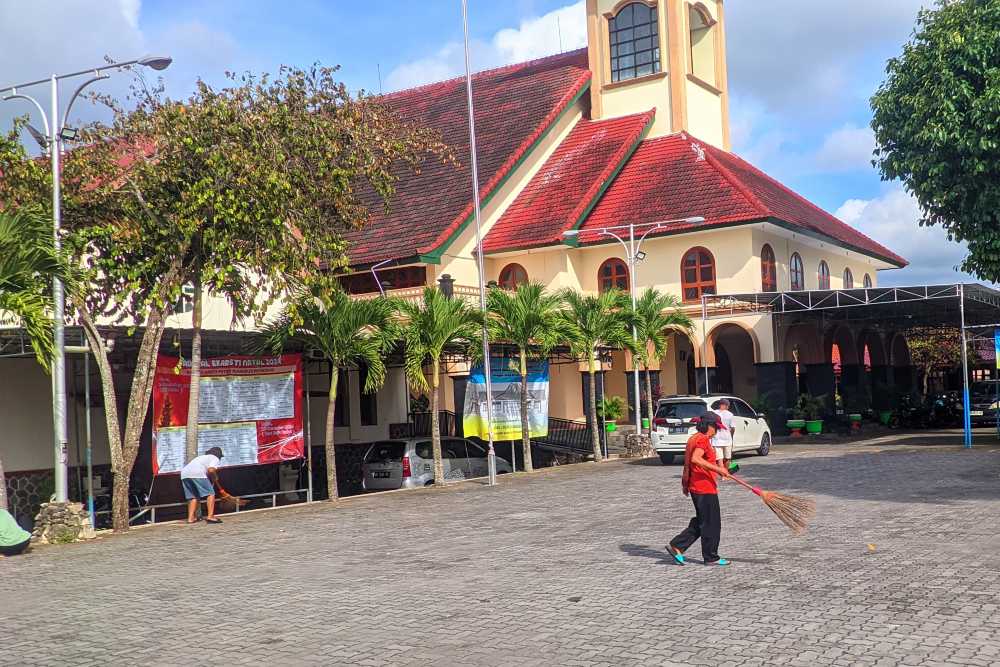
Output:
top-left (482, 110), bottom-right (655, 254)
top-left (575, 134), bottom-right (906, 267)
top-left (345, 49), bottom-right (591, 267)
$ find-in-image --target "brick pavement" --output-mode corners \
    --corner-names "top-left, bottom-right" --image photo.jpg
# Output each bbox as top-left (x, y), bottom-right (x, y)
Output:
top-left (3, 443), bottom-right (1000, 666)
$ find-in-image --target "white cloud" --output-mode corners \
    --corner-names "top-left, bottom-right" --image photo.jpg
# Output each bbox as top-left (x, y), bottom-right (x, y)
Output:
top-left (385, 1), bottom-right (586, 91)
top-left (815, 125), bottom-right (875, 172)
top-left (835, 187), bottom-right (985, 286)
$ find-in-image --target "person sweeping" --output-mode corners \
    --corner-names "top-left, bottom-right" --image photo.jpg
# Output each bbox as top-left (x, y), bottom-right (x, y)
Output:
top-left (668, 412), bottom-right (733, 566)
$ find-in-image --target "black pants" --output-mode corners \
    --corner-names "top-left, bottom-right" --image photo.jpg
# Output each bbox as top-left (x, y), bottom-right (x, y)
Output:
top-left (0, 538), bottom-right (30, 557)
top-left (670, 492), bottom-right (721, 563)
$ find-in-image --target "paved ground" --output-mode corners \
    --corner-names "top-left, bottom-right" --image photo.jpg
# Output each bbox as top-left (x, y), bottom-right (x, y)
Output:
top-left (4, 441), bottom-right (1000, 666)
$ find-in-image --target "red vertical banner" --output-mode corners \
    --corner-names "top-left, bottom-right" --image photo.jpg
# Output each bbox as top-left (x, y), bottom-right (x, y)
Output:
top-left (152, 354), bottom-right (304, 474)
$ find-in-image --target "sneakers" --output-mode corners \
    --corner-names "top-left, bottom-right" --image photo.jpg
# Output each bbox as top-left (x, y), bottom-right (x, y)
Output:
top-left (709, 558), bottom-right (730, 567)
top-left (728, 462), bottom-right (740, 474)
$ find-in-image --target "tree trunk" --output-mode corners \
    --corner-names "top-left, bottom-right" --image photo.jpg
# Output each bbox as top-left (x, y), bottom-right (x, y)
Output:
top-left (325, 369), bottom-right (339, 500)
top-left (644, 364), bottom-right (655, 435)
top-left (0, 453), bottom-right (7, 512)
top-left (922, 364), bottom-right (930, 399)
top-left (431, 358), bottom-right (444, 484)
top-left (588, 356), bottom-right (602, 462)
top-left (185, 267), bottom-right (203, 462)
top-left (519, 349), bottom-right (533, 473)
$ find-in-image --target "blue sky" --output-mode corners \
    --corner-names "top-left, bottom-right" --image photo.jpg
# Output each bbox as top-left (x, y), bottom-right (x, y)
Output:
top-left (0, 1), bottom-right (966, 285)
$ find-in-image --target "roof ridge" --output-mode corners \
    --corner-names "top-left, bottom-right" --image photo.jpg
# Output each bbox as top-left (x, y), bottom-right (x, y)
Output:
top-left (695, 138), bottom-right (771, 217)
top-left (707, 145), bottom-right (904, 263)
top-left (380, 48), bottom-right (588, 100)
top-left (562, 109), bottom-right (656, 237)
top-left (418, 70), bottom-right (593, 256)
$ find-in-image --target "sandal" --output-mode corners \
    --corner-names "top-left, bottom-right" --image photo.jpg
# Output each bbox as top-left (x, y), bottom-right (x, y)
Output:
top-left (205, 518), bottom-right (223, 524)
top-left (666, 546), bottom-right (685, 565)
top-left (708, 558), bottom-right (730, 567)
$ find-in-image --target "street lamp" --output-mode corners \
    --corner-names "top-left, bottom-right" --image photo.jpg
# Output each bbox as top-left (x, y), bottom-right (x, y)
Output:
top-left (461, 0), bottom-right (499, 485)
top-left (563, 217), bottom-right (705, 436)
top-left (1, 55), bottom-right (172, 504)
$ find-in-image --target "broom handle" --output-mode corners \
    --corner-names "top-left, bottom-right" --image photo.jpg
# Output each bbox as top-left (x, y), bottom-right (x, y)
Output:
top-left (726, 473), bottom-right (763, 497)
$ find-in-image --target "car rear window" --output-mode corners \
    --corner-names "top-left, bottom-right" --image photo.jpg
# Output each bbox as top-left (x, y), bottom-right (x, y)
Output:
top-left (415, 442), bottom-right (433, 460)
top-left (655, 401), bottom-right (704, 421)
top-left (364, 442), bottom-right (405, 464)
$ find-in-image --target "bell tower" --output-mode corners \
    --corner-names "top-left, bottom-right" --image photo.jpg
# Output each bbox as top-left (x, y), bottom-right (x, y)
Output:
top-left (585, 0), bottom-right (730, 149)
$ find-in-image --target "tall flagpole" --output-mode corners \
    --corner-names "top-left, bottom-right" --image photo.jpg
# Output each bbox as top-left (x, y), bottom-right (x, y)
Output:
top-left (462, 0), bottom-right (498, 485)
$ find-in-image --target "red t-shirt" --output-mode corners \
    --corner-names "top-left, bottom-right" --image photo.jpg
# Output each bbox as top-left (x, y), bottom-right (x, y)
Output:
top-left (683, 432), bottom-right (718, 495)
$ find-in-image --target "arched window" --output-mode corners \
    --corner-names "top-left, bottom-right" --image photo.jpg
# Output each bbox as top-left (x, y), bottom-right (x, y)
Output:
top-left (688, 3), bottom-right (717, 86)
top-left (598, 258), bottom-right (629, 292)
top-left (818, 260), bottom-right (831, 290)
top-left (863, 273), bottom-right (873, 288)
top-left (609, 2), bottom-right (661, 83)
top-left (843, 267), bottom-right (854, 289)
top-left (681, 247), bottom-right (716, 302)
top-left (498, 263), bottom-right (528, 290)
top-left (760, 244), bottom-right (777, 293)
top-left (789, 253), bottom-right (804, 290)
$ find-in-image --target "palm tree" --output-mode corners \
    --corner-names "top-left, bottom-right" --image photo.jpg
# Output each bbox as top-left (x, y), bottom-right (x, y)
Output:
top-left (0, 210), bottom-right (63, 511)
top-left (558, 289), bottom-right (636, 461)
top-left (399, 287), bottom-right (482, 484)
top-left (258, 288), bottom-right (399, 500)
top-left (486, 283), bottom-right (569, 473)
top-left (632, 288), bottom-right (693, 432)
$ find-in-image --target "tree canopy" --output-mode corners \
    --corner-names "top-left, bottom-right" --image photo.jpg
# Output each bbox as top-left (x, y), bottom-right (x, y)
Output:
top-left (871, 0), bottom-right (1000, 281)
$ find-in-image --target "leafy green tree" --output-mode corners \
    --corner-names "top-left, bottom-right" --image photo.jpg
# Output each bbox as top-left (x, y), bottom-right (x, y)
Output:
top-left (557, 289), bottom-right (636, 461)
top-left (0, 64), bottom-right (445, 531)
top-left (258, 288), bottom-right (399, 500)
top-left (906, 329), bottom-right (962, 398)
top-left (632, 288), bottom-right (692, 431)
top-left (871, 0), bottom-right (1000, 280)
top-left (0, 210), bottom-right (63, 511)
top-left (400, 287), bottom-right (482, 484)
top-left (486, 283), bottom-right (569, 473)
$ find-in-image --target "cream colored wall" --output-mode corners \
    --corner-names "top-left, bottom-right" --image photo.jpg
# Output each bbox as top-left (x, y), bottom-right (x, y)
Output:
top-left (685, 80), bottom-right (725, 148)
top-left (303, 364), bottom-right (410, 448)
top-left (602, 77), bottom-right (673, 138)
top-left (435, 96), bottom-right (587, 286)
top-left (0, 359), bottom-right (112, 473)
top-left (752, 227), bottom-right (884, 292)
top-left (549, 362), bottom-right (584, 421)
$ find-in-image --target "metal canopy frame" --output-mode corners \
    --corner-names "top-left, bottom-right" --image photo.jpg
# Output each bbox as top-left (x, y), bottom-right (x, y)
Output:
top-left (699, 283), bottom-right (1000, 448)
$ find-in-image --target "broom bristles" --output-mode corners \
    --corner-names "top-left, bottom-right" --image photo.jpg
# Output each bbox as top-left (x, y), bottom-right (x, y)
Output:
top-left (758, 490), bottom-right (815, 534)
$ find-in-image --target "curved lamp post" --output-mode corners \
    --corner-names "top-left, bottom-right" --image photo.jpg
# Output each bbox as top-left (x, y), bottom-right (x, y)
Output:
top-left (563, 217), bottom-right (705, 435)
top-left (0, 55), bottom-right (172, 503)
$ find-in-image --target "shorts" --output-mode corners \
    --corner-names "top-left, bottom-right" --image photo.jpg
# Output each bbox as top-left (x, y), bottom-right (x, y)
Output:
top-left (182, 477), bottom-right (215, 500)
top-left (713, 443), bottom-right (732, 460)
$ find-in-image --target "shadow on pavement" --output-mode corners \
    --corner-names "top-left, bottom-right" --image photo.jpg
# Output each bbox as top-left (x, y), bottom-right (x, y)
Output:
top-left (619, 543), bottom-right (679, 565)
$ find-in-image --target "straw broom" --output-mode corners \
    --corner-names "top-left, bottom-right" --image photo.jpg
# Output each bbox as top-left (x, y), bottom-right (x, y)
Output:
top-left (727, 473), bottom-right (815, 534)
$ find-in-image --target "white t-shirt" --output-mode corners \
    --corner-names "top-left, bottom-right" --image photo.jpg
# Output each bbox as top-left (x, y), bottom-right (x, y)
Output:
top-left (712, 409), bottom-right (734, 446)
top-left (180, 454), bottom-right (221, 479)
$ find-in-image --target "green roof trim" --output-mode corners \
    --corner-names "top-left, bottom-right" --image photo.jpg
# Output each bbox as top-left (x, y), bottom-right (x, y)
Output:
top-left (418, 80), bottom-right (592, 264)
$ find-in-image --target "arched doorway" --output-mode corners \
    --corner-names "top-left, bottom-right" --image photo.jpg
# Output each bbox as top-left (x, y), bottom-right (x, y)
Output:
top-left (706, 323), bottom-right (758, 398)
top-left (660, 331), bottom-right (698, 396)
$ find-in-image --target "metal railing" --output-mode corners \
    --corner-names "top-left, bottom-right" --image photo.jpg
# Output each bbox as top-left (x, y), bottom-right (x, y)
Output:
top-left (351, 284), bottom-right (481, 304)
top-left (409, 410), bottom-right (459, 437)
top-left (116, 487), bottom-right (312, 526)
top-left (533, 417), bottom-right (602, 455)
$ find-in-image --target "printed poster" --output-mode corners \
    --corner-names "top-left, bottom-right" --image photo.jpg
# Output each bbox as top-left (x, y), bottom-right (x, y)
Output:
top-left (152, 354), bottom-right (304, 474)
top-left (463, 358), bottom-right (549, 440)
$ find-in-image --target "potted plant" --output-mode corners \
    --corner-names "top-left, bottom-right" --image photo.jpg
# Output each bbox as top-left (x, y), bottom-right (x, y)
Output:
top-left (786, 401), bottom-right (806, 438)
top-left (844, 393), bottom-right (866, 431)
top-left (598, 396), bottom-right (626, 432)
top-left (791, 394), bottom-right (825, 435)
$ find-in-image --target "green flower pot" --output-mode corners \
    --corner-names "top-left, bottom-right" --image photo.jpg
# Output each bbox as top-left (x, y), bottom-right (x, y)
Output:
top-left (805, 419), bottom-right (824, 434)
top-left (786, 419), bottom-right (805, 437)
top-left (605, 421), bottom-right (617, 433)
top-left (878, 410), bottom-right (893, 426)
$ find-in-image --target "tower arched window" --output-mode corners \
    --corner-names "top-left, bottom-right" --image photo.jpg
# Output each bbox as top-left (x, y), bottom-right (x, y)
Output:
top-left (688, 3), bottom-right (718, 87)
top-left (818, 260), bottom-right (831, 290)
top-left (681, 247), bottom-right (716, 302)
top-left (761, 244), bottom-right (777, 293)
top-left (863, 273), bottom-right (873, 288)
top-left (609, 2), bottom-right (661, 83)
top-left (789, 253), bottom-right (804, 291)
top-left (843, 267), bottom-right (854, 289)
top-left (598, 258), bottom-right (629, 292)
top-left (498, 263), bottom-right (528, 290)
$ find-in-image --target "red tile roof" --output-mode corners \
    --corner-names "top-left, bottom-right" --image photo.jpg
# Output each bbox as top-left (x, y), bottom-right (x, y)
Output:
top-left (482, 110), bottom-right (655, 254)
top-left (574, 134), bottom-right (907, 267)
top-left (345, 48), bottom-right (591, 267)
